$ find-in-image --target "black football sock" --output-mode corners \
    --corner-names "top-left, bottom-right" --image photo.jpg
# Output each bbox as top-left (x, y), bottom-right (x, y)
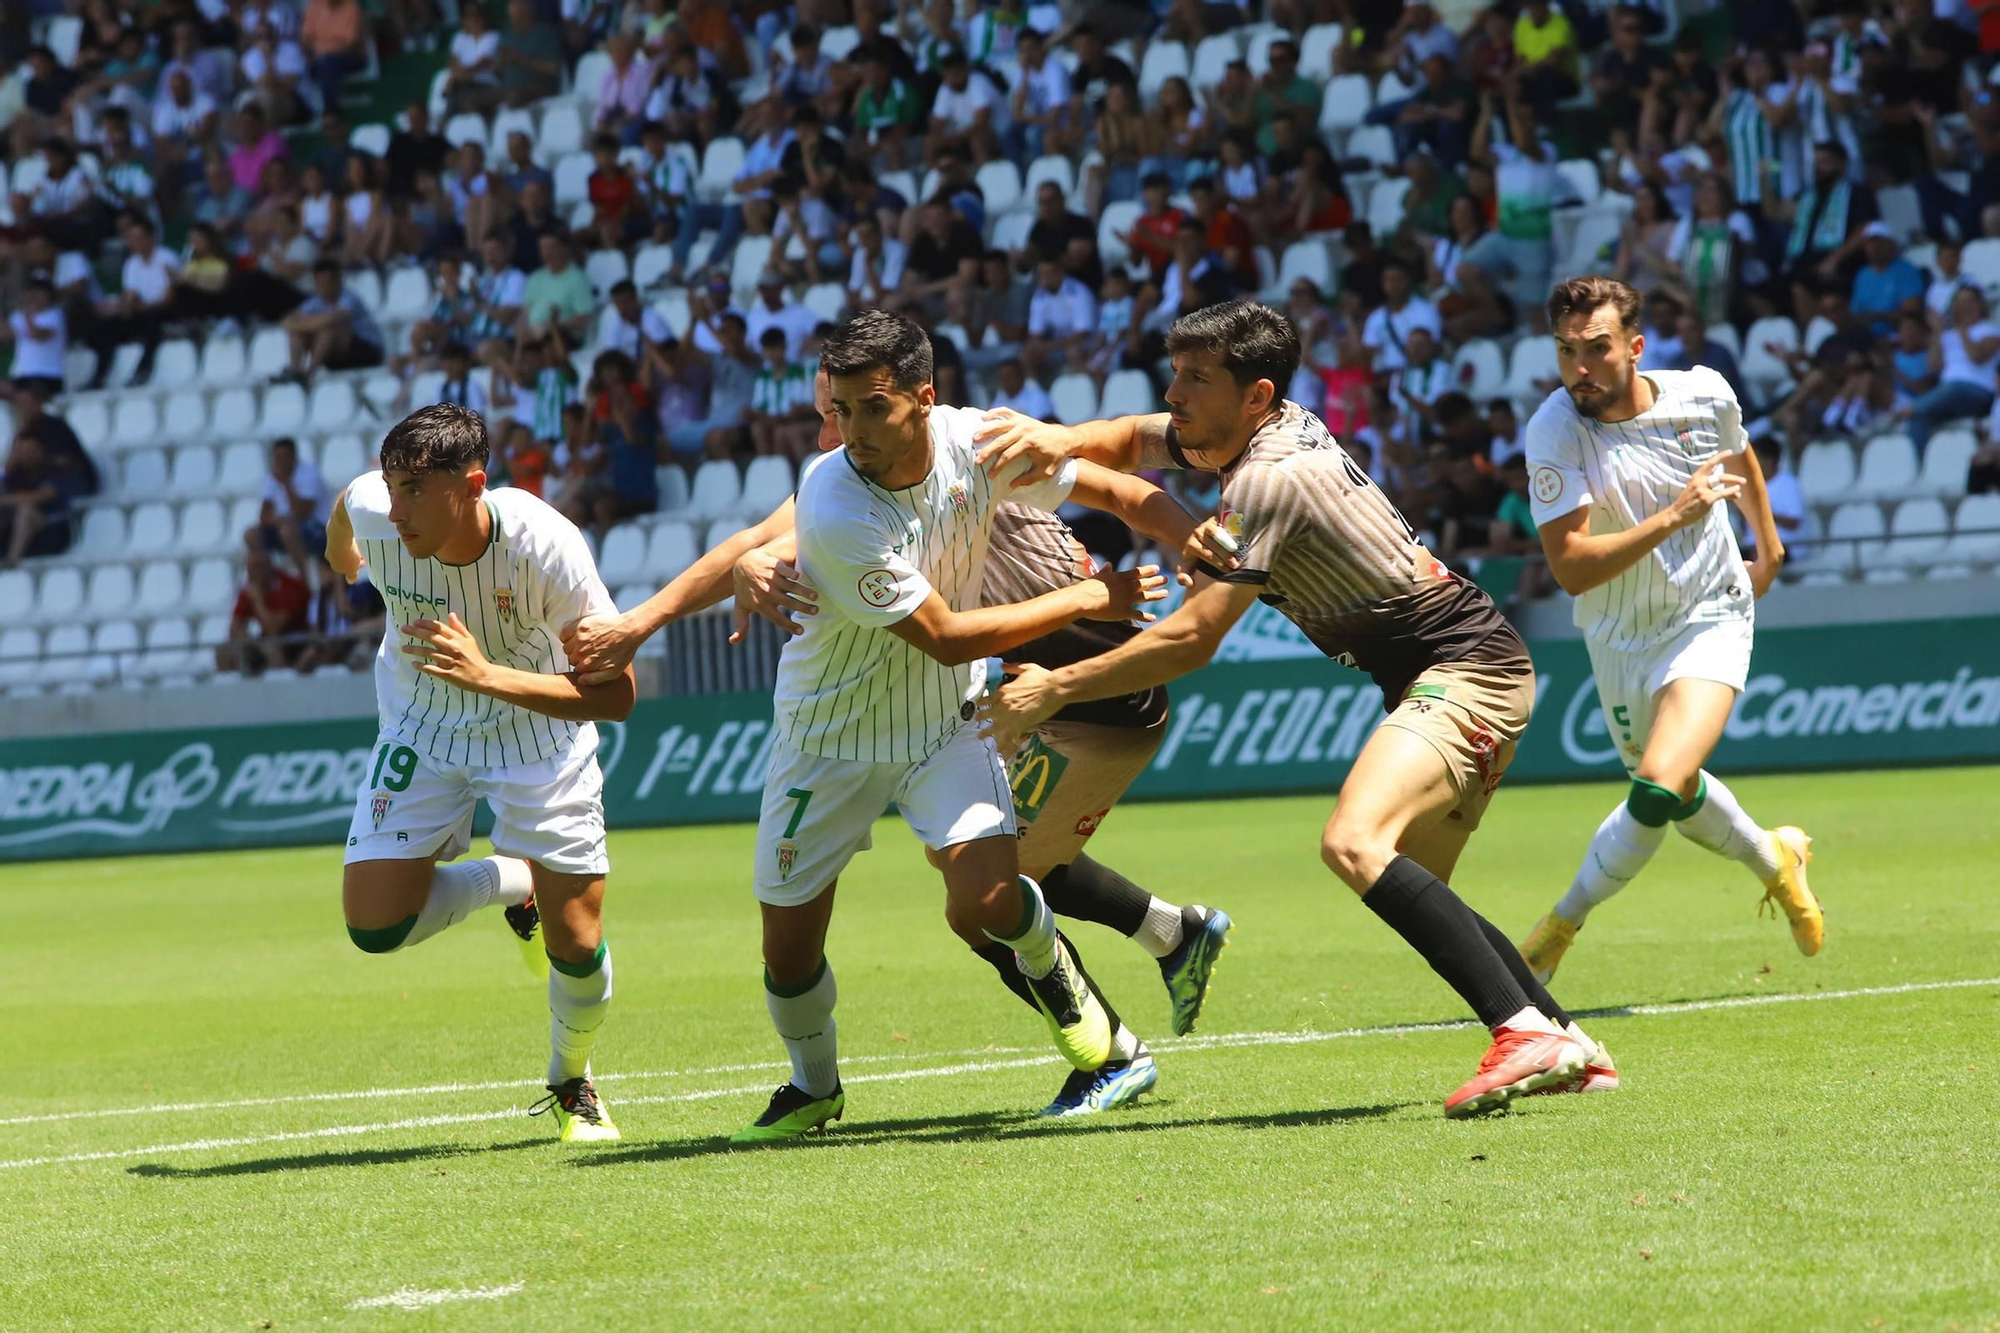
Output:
top-left (1471, 909), bottom-right (1573, 1028)
top-left (1038, 856), bottom-right (1152, 936)
top-left (1361, 855), bottom-right (1531, 1029)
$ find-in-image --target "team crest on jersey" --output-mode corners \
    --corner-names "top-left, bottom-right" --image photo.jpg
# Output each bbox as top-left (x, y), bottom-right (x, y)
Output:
top-left (1675, 426), bottom-right (1698, 455)
top-left (494, 588), bottom-right (515, 620)
top-left (777, 840), bottom-right (798, 880)
top-left (371, 794), bottom-right (392, 828)
top-left (947, 481), bottom-right (970, 516)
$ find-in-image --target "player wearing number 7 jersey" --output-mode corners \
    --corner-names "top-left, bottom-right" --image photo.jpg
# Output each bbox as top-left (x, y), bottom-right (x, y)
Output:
top-left (326, 404), bottom-right (633, 1143)
top-left (978, 299), bottom-right (1611, 1118)
top-left (1515, 277), bottom-right (1823, 983)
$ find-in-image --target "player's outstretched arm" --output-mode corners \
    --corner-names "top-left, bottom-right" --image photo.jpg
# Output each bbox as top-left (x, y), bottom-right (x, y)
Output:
top-left (1065, 462), bottom-right (1243, 577)
top-left (325, 486), bottom-right (363, 584)
top-left (973, 408), bottom-right (1175, 483)
top-left (1537, 459), bottom-right (1743, 596)
top-left (562, 497), bottom-right (807, 679)
top-left (888, 566), bottom-right (1168, 666)
top-left (980, 577), bottom-right (1262, 752)
top-left (406, 613), bottom-right (636, 722)
top-left (1720, 446), bottom-right (1784, 596)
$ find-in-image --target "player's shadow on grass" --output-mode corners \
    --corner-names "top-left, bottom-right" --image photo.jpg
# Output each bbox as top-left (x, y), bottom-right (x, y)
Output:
top-left (125, 1137), bottom-right (546, 1179)
top-left (572, 1101), bottom-right (1417, 1167)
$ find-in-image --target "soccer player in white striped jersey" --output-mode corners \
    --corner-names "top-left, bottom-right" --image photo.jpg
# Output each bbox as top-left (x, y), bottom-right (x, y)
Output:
top-left (326, 404), bottom-right (634, 1143)
top-left (718, 310), bottom-right (1184, 1142)
top-left (1517, 277), bottom-right (1824, 982)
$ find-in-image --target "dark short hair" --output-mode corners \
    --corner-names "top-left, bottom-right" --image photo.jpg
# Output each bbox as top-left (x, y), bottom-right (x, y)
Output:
top-left (312, 257), bottom-right (340, 278)
top-left (271, 436), bottom-right (299, 454)
top-left (592, 131), bottom-right (620, 153)
top-left (1141, 170), bottom-right (1171, 190)
top-left (1164, 299), bottom-right (1300, 392)
top-left (380, 403), bottom-right (490, 474)
top-left (1546, 275), bottom-right (1643, 336)
top-left (1188, 174), bottom-right (1216, 193)
top-left (760, 327), bottom-right (788, 348)
top-left (442, 340), bottom-right (470, 360)
top-left (820, 307), bottom-right (933, 392)
top-left (610, 278), bottom-right (636, 297)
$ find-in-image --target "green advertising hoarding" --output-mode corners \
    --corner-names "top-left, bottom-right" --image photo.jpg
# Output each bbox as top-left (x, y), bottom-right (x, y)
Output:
top-left (4, 618), bottom-right (1998, 862)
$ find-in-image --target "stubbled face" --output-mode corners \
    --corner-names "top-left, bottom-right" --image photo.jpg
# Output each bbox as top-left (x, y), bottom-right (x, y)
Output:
top-left (813, 370), bottom-right (840, 451)
top-left (827, 366), bottom-right (933, 484)
top-left (1554, 307), bottom-right (1644, 420)
top-left (384, 466), bottom-right (485, 558)
top-left (1163, 347), bottom-right (1265, 466)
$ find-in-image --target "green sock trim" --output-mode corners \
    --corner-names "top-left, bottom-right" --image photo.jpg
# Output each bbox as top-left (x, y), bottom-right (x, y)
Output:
top-left (1626, 778), bottom-right (1682, 828)
top-left (348, 915), bottom-right (417, 953)
top-left (1008, 875), bottom-right (1040, 940)
top-left (1672, 774), bottom-right (1710, 822)
top-left (763, 956), bottom-right (827, 998)
top-left (549, 940), bottom-right (608, 978)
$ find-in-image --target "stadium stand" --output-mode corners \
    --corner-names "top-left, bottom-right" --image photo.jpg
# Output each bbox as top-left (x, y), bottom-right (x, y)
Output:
top-left (2, 0), bottom-right (1998, 697)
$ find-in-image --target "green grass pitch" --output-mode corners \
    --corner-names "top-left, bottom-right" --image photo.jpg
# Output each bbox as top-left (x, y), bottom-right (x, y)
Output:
top-left (6, 767), bottom-right (1999, 1331)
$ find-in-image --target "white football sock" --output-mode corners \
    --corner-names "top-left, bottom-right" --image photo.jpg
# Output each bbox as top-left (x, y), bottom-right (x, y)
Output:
top-left (1674, 771), bottom-right (1783, 880)
top-left (1130, 899), bottom-right (1185, 959)
top-left (402, 857), bottom-right (523, 949)
top-left (547, 942), bottom-right (613, 1085)
top-left (1500, 1005), bottom-right (1563, 1035)
top-left (987, 876), bottom-right (1059, 979)
top-left (1553, 803), bottom-right (1670, 925)
top-left (1109, 1023), bottom-right (1141, 1063)
top-left (765, 959), bottom-right (839, 1098)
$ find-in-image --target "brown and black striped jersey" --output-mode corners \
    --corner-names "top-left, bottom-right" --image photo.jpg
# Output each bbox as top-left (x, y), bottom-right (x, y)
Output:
top-left (984, 502), bottom-right (1169, 729)
top-left (1164, 399), bottom-right (1528, 707)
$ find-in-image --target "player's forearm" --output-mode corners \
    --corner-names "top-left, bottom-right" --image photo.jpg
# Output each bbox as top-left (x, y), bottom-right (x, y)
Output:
top-left (1065, 413), bottom-right (1171, 473)
top-left (630, 504), bottom-right (796, 634)
top-left (476, 663), bottom-right (636, 722)
top-left (1543, 514), bottom-right (1679, 596)
top-left (915, 584), bottom-right (1099, 665)
top-left (1045, 607), bottom-right (1214, 705)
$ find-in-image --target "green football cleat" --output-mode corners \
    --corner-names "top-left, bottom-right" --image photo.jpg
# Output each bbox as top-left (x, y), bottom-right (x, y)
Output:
top-left (504, 895), bottom-right (549, 980)
top-left (1159, 905), bottom-right (1232, 1036)
top-left (731, 1082), bottom-right (845, 1144)
top-left (529, 1077), bottom-right (620, 1143)
top-left (1022, 938), bottom-right (1114, 1071)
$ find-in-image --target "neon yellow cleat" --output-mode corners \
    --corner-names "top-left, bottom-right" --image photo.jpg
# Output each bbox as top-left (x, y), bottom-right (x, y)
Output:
top-left (1023, 938), bottom-right (1113, 1071)
top-left (1760, 826), bottom-right (1823, 956)
top-left (530, 1077), bottom-right (621, 1142)
top-left (1518, 913), bottom-right (1580, 985)
top-left (504, 897), bottom-right (550, 980)
top-left (731, 1083), bottom-right (845, 1144)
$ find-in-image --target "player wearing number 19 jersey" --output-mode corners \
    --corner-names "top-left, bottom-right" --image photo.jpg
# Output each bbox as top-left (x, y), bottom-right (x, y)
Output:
top-left (1516, 277), bottom-right (1823, 983)
top-left (328, 404), bottom-right (633, 1143)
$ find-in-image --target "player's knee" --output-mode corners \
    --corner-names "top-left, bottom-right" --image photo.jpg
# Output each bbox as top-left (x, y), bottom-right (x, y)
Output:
top-left (345, 916), bottom-right (416, 953)
top-left (1624, 777), bottom-right (1682, 829)
top-left (1319, 829), bottom-right (1382, 895)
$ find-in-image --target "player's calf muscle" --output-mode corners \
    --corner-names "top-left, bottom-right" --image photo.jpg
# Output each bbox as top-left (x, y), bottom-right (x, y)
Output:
top-left (342, 860), bottom-right (433, 931)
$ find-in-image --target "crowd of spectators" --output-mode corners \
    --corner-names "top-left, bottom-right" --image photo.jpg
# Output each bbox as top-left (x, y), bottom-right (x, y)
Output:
top-left (2, 0), bottom-right (1999, 632)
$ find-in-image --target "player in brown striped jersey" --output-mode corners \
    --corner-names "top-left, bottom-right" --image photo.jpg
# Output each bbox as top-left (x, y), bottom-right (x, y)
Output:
top-left (976, 299), bottom-right (1614, 1117)
top-left (561, 367), bottom-right (1237, 1118)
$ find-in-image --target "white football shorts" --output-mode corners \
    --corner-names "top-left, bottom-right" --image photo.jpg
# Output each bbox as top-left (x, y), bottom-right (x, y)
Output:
top-left (1586, 616), bottom-right (1754, 774)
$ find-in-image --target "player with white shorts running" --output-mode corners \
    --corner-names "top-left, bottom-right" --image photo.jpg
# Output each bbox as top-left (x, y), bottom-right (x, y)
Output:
top-left (328, 404), bottom-right (633, 1142)
top-left (1516, 277), bottom-right (1824, 982)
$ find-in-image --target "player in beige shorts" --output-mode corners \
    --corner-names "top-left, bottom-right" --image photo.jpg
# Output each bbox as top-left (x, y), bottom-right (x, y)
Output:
top-left (1378, 658), bottom-right (1538, 832)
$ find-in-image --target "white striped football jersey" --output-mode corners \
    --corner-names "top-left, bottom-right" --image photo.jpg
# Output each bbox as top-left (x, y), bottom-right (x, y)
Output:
top-left (345, 470), bottom-right (617, 769)
top-left (1525, 365), bottom-right (1754, 653)
top-left (778, 404), bottom-right (1077, 764)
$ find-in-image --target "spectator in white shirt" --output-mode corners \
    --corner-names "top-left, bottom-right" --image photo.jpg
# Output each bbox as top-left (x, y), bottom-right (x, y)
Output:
top-left (1361, 260), bottom-right (1444, 372)
top-left (731, 123), bottom-right (796, 237)
top-left (849, 216), bottom-right (909, 308)
top-left (425, 341), bottom-right (492, 419)
top-left (1750, 437), bottom-right (1808, 563)
top-left (988, 357), bottom-right (1055, 419)
top-left (0, 279), bottom-right (68, 400)
top-left (150, 70), bottom-right (218, 185)
top-left (927, 52), bottom-right (1005, 165)
top-left (1024, 257), bottom-right (1097, 378)
top-left (24, 139), bottom-right (104, 245)
top-left (1008, 29), bottom-right (1075, 159)
top-left (745, 270), bottom-right (821, 359)
top-left (600, 280), bottom-right (674, 360)
top-left (445, 5), bottom-right (503, 114)
top-left (85, 214), bottom-right (180, 388)
top-left (251, 436), bottom-right (333, 581)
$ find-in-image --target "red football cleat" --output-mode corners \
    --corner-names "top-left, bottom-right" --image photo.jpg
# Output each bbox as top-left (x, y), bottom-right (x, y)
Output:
top-left (1444, 1026), bottom-right (1589, 1118)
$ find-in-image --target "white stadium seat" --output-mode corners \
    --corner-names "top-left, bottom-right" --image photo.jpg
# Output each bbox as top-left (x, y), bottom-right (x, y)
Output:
top-left (110, 395), bottom-right (160, 452)
top-left (632, 243), bottom-right (677, 292)
top-left (685, 460), bottom-right (742, 521)
top-left (739, 456), bottom-right (795, 519)
top-left (1947, 493), bottom-right (2000, 564)
top-left (1318, 74), bottom-right (1373, 136)
top-left (122, 448), bottom-right (169, 499)
top-left (1191, 34), bottom-right (1242, 92)
top-left (1882, 498), bottom-right (1950, 568)
top-left (73, 506), bottom-right (127, 562)
top-left (217, 442), bottom-right (268, 495)
top-left (1824, 500), bottom-right (1886, 572)
top-left (1451, 339), bottom-right (1505, 400)
top-left (0, 570), bottom-right (32, 623)
top-left (199, 332), bottom-right (248, 386)
top-left (309, 379), bottom-right (359, 431)
top-left (135, 560), bottom-right (187, 614)
top-left (1023, 155), bottom-right (1077, 201)
top-left (68, 398), bottom-right (112, 455)
top-left (540, 101), bottom-right (586, 159)
top-left (645, 521), bottom-right (699, 581)
top-left (351, 122), bottom-right (391, 157)
top-left (1049, 373), bottom-right (1099, 426)
top-left (86, 565), bottom-right (136, 618)
top-left (1345, 124), bottom-right (1398, 171)
top-left (1851, 434), bottom-right (1918, 500)
top-left (247, 326), bottom-right (291, 381)
top-left (33, 566), bottom-right (85, 626)
top-left (975, 160), bottom-right (1024, 218)
top-left (1742, 317), bottom-right (1800, 398)
top-left (1503, 339), bottom-right (1559, 402)
top-left (555, 151), bottom-right (594, 208)
top-left (697, 136), bottom-right (747, 203)
top-left (150, 339), bottom-right (200, 388)
top-left (382, 266), bottom-right (434, 321)
top-left (803, 282), bottom-right (847, 325)
top-left (211, 386), bottom-right (258, 438)
top-left (1278, 239), bottom-right (1335, 292)
top-left (128, 501), bottom-right (177, 556)
top-left (1098, 200), bottom-right (1142, 269)
top-left (226, 496), bottom-right (264, 542)
top-left (445, 111), bottom-right (489, 148)
top-left (1100, 369), bottom-right (1158, 418)
top-left (1137, 41), bottom-right (1190, 101)
top-left (138, 617), bottom-right (197, 679)
top-left (168, 445), bottom-right (219, 500)
top-left (162, 388), bottom-right (209, 442)
top-left (655, 465), bottom-right (691, 514)
top-left (586, 248), bottom-right (631, 296)
top-left (1366, 176), bottom-right (1409, 239)
top-left (596, 524), bottom-right (646, 585)
top-left (185, 558), bottom-right (237, 614)
top-left (488, 106), bottom-right (537, 159)
top-left (1917, 429), bottom-right (1977, 497)
top-left (1797, 441), bottom-right (1857, 505)
top-left (178, 499), bottom-right (227, 554)
top-left (320, 435), bottom-right (370, 489)
top-left (260, 382), bottom-right (309, 436)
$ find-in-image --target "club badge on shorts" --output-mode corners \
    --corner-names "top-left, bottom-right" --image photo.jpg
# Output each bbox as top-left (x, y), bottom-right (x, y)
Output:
top-left (777, 840), bottom-right (798, 880)
top-left (371, 794), bottom-right (392, 828)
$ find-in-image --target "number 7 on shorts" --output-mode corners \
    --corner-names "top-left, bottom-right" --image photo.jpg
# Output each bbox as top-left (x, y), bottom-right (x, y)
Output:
top-left (782, 788), bottom-right (813, 839)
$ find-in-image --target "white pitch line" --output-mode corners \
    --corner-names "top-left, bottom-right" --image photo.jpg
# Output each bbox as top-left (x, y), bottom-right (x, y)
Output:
top-left (351, 1282), bottom-right (525, 1311)
top-left (2, 977), bottom-right (1990, 1173)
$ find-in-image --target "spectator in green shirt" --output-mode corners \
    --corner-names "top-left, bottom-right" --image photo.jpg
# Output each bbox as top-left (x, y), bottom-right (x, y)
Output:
top-left (1252, 38), bottom-right (1321, 157)
top-left (520, 231), bottom-right (595, 347)
top-left (851, 55), bottom-right (920, 169)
